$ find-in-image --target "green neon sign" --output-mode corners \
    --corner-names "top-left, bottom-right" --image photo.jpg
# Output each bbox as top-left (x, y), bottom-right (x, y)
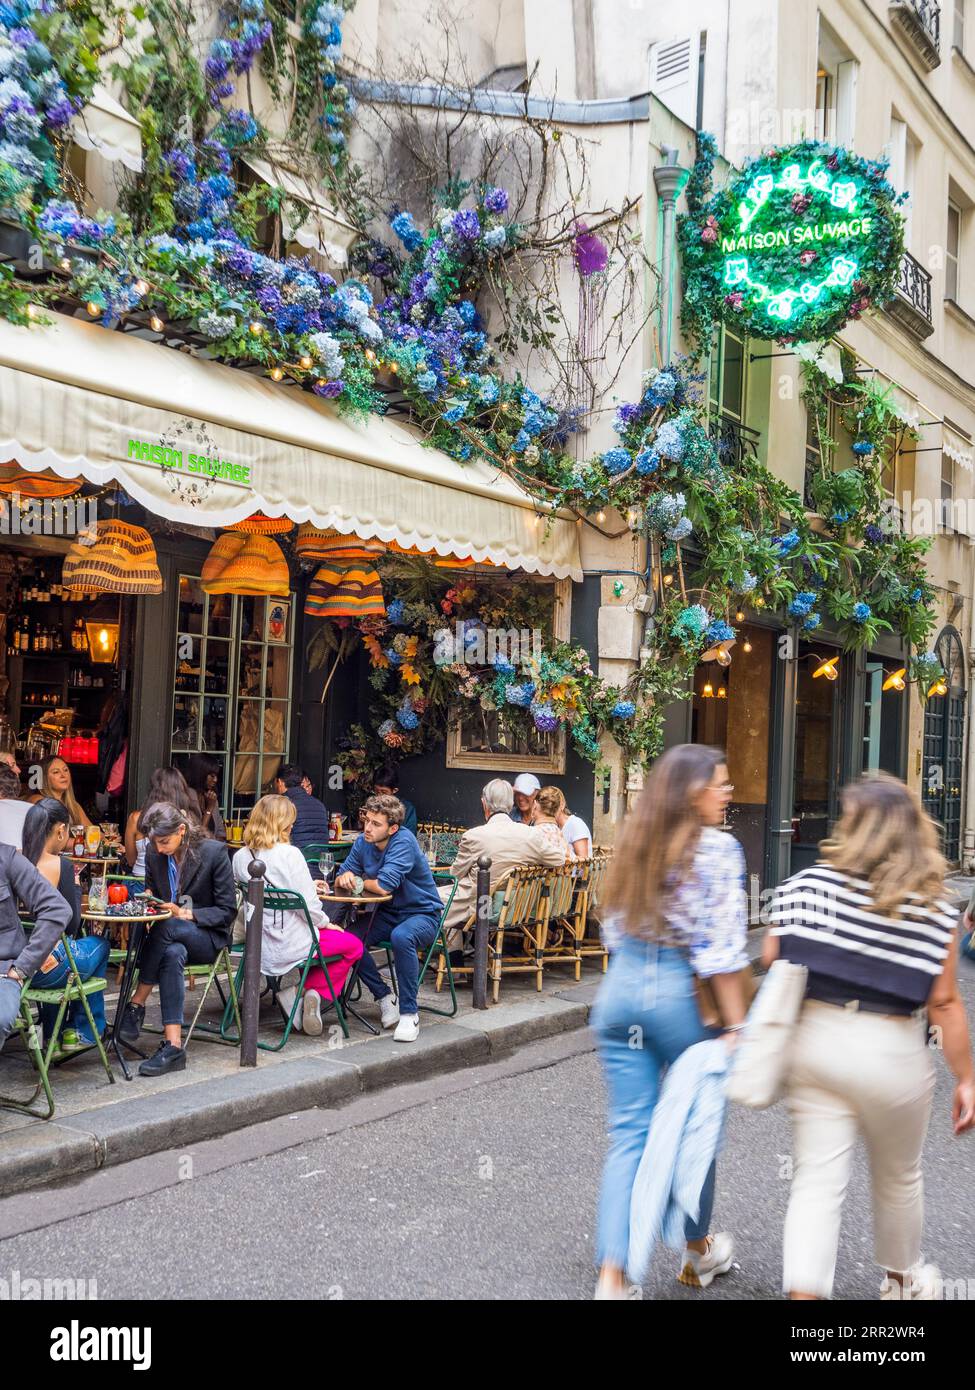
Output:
top-left (679, 140), bottom-right (905, 343)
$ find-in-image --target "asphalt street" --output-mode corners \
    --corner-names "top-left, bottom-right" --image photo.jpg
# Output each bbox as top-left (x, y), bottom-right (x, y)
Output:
top-left (2, 1001), bottom-right (974, 1301)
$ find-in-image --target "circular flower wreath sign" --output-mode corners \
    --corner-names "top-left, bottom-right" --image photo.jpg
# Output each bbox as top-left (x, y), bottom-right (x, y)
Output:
top-left (681, 139), bottom-right (906, 342)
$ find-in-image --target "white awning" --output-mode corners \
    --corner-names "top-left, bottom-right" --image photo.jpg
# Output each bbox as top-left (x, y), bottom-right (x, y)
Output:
top-left (241, 156), bottom-right (358, 267)
top-left (0, 311), bottom-right (582, 580)
top-left (944, 426), bottom-right (974, 473)
top-left (71, 84), bottom-right (143, 173)
top-left (793, 340), bottom-right (844, 385)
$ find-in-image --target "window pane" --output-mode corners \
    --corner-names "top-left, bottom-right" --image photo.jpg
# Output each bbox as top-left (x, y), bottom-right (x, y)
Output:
top-left (175, 635), bottom-right (201, 693)
top-left (948, 203), bottom-right (961, 256)
top-left (172, 696), bottom-right (200, 751)
top-left (238, 642), bottom-right (265, 698)
top-left (721, 332), bottom-right (745, 417)
top-left (201, 697), bottom-right (228, 751)
top-left (455, 705), bottom-right (553, 758)
top-left (262, 701), bottom-right (289, 755)
top-left (238, 596), bottom-right (266, 644)
top-left (206, 593), bottom-right (233, 639)
top-left (203, 638), bottom-right (230, 693)
top-left (177, 576), bottom-right (205, 636)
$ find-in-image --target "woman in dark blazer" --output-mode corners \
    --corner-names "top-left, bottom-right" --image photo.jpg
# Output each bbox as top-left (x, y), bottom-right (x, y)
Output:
top-left (118, 801), bottom-right (236, 1076)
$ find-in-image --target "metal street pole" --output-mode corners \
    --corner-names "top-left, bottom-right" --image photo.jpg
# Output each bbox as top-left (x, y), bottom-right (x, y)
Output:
top-left (240, 857), bottom-right (265, 1067)
top-left (473, 855), bottom-right (491, 1011)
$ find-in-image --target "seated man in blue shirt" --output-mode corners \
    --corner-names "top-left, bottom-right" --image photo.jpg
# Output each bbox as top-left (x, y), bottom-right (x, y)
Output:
top-left (332, 793), bottom-right (441, 1043)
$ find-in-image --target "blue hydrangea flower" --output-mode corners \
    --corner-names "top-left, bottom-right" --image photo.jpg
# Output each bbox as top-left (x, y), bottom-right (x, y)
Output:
top-left (852, 440), bottom-right (875, 456)
top-left (483, 226), bottom-right (506, 250)
top-left (397, 708), bottom-right (420, 730)
top-left (505, 682), bottom-right (533, 707)
top-left (635, 449), bottom-right (660, 476)
top-left (377, 720), bottom-right (395, 738)
top-left (802, 611), bottom-right (822, 631)
top-left (602, 447), bottom-right (632, 475)
top-left (611, 700), bottom-right (636, 719)
top-left (386, 599), bottom-right (405, 625)
top-left (666, 516), bottom-right (693, 542)
top-left (531, 703), bottom-right (560, 733)
top-left (512, 429), bottom-right (531, 453)
top-left (643, 369), bottom-right (678, 407)
top-left (734, 571), bottom-right (758, 594)
top-left (773, 529), bottom-right (800, 556)
top-left (909, 587), bottom-right (923, 603)
top-left (788, 591), bottom-right (817, 618)
top-left (477, 377), bottom-right (499, 405)
top-left (443, 401), bottom-right (468, 423)
top-left (483, 186), bottom-right (509, 213)
top-left (864, 523), bottom-right (885, 544)
top-left (705, 620), bottom-right (736, 644)
top-left (852, 601), bottom-right (871, 622)
top-left (493, 655), bottom-right (516, 678)
top-left (653, 420), bottom-right (685, 461)
top-left (416, 370), bottom-right (438, 395)
top-left (451, 208), bottom-right (481, 241)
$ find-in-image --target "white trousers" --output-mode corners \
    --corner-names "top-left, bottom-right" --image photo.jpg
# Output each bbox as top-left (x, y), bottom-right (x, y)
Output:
top-left (783, 1000), bottom-right (935, 1299)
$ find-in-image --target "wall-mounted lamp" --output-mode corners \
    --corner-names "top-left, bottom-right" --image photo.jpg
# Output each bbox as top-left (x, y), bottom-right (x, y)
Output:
top-left (700, 639), bottom-right (735, 666)
top-left (928, 677), bottom-right (948, 698)
top-left (812, 655), bottom-right (840, 681)
top-left (716, 685), bottom-right (727, 699)
top-left (84, 620), bottom-right (120, 664)
top-left (882, 667), bottom-right (907, 692)
top-left (701, 680), bottom-right (714, 698)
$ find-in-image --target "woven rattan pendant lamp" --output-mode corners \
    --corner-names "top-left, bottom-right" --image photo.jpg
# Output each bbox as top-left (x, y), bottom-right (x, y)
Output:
top-left (62, 519), bottom-right (163, 595)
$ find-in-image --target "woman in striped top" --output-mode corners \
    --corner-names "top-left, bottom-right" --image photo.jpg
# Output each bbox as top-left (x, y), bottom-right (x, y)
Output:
top-left (765, 773), bottom-right (975, 1301)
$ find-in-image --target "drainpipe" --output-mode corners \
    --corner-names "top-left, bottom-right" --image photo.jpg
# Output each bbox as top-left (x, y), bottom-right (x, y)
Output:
top-left (653, 146), bottom-right (690, 368)
top-left (962, 599), bottom-right (975, 874)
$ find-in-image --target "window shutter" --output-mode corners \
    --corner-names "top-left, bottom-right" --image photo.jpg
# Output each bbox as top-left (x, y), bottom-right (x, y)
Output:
top-left (649, 34), bottom-right (700, 126)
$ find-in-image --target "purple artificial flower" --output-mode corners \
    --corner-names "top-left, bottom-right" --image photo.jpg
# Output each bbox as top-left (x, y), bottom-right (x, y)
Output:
top-left (573, 224), bottom-right (608, 277)
top-left (483, 186), bottom-right (508, 214)
top-left (313, 380), bottom-right (344, 398)
top-left (451, 208), bottom-right (481, 241)
top-left (45, 96), bottom-right (76, 129)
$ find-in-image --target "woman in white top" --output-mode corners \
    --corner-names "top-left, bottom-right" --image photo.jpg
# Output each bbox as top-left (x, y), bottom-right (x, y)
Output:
top-left (233, 795), bottom-right (362, 1036)
top-left (530, 787), bottom-right (569, 862)
top-left (556, 802), bottom-right (593, 859)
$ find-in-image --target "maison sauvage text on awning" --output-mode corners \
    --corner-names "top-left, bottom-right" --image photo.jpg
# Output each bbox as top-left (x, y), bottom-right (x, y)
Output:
top-left (126, 437), bottom-right (251, 484)
top-left (722, 216), bottom-right (873, 253)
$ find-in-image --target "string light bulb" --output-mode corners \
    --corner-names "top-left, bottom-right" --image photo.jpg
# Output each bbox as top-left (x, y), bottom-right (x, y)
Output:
top-left (743, 638), bottom-right (752, 653)
top-left (134, 279), bottom-right (149, 297)
top-left (882, 667), bottom-right (906, 692)
top-left (270, 366), bottom-right (284, 381)
top-left (365, 348), bottom-right (376, 362)
top-left (86, 301), bottom-right (100, 317)
top-left (735, 610), bottom-right (745, 622)
top-left (149, 313), bottom-right (164, 332)
top-left (299, 355), bottom-right (313, 370)
top-left (715, 646), bottom-right (733, 667)
top-left (249, 320), bottom-right (263, 336)
top-left (596, 510), bottom-right (606, 523)
top-left (663, 572), bottom-right (674, 587)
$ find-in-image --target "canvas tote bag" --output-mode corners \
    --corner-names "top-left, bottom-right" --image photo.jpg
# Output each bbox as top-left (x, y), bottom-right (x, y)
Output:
top-left (727, 958), bottom-right (808, 1109)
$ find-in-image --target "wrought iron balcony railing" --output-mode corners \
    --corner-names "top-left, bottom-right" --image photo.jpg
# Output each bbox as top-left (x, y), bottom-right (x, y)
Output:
top-left (709, 413), bottom-right (761, 468)
top-left (888, 0), bottom-right (942, 68)
top-left (885, 249), bottom-right (934, 339)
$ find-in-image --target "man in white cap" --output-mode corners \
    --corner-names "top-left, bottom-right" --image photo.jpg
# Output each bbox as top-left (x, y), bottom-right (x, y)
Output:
top-left (511, 772), bottom-right (541, 824)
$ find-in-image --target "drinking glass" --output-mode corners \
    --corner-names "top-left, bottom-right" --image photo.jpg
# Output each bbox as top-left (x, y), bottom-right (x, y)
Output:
top-left (87, 876), bottom-right (107, 914)
top-left (318, 852), bottom-right (335, 886)
top-left (421, 832), bottom-right (438, 870)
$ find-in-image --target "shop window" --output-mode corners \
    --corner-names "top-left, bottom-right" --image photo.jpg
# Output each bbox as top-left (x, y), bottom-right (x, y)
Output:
top-left (941, 451), bottom-right (956, 530)
top-left (170, 576), bottom-right (293, 814)
top-left (946, 199), bottom-right (961, 302)
top-left (956, 0), bottom-right (966, 52)
top-left (708, 326), bottom-right (746, 423)
top-left (888, 115), bottom-right (919, 250)
top-left (445, 578), bottom-right (570, 773)
top-left (816, 18), bottom-right (857, 146)
top-left (862, 660), bottom-right (903, 775)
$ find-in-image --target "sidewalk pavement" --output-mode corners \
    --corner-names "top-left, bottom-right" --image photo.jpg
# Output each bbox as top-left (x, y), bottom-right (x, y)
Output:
top-left (0, 959), bottom-right (611, 1196)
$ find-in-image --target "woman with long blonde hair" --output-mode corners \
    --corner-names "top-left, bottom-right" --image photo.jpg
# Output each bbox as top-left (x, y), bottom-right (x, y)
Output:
top-left (592, 744), bottom-right (750, 1299)
top-left (232, 794), bottom-right (362, 1036)
top-left (765, 772), bottom-right (974, 1301)
top-left (28, 755), bottom-right (91, 828)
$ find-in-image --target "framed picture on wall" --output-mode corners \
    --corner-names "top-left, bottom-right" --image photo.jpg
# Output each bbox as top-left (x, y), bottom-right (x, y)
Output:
top-left (266, 599), bottom-right (290, 644)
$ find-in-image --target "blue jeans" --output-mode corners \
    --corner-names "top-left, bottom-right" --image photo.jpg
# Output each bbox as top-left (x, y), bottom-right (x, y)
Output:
top-left (591, 938), bottom-right (717, 1270)
top-left (357, 908), bottom-right (439, 1016)
top-left (0, 976), bottom-right (22, 1051)
top-left (32, 935), bottom-right (111, 1045)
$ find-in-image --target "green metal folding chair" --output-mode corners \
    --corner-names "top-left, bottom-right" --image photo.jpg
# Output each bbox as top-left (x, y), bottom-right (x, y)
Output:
top-left (301, 841), bottom-right (353, 869)
top-left (0, 932), bottom-right (115, 1119)
top-left (222, 887), bottom-right (349, 1048)
top-left (374, 872), bottom-right (459, 1018)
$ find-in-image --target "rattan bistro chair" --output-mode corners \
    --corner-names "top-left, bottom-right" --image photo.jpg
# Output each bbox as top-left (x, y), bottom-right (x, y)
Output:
top-left (575, 852), bottom-right (612, 971)
top-left (537, 862), bottom-right (583, 979)
top-left (435, 865), bottom-right (550, 1003)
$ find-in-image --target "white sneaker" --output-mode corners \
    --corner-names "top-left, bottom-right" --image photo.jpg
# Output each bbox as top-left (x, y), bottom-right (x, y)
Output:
top-left (378, 994), bottom-right (400, 1029)
top-left (277, 986), bottom-right (302, 1032)
top-left (678, 1233), bottom-right (735, 1288)
top-left (393, 1013), bottom-right (420, 1043)
top-left (302, 989), bottom-right (323, 1037)
top-left (880, 1263), bottom-right (941, 1300)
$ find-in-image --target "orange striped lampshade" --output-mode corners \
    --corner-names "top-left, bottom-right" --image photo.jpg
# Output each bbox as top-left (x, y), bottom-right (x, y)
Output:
top-left (203, 532), bottom-right (290, 596)
top-left (226, 512), bottom-right (293, 535)
top-left (385, 538), bottom-right (495, 569)
top-left (305, 562), bottom-right (386, 619)
top-left (62, 520), bottom-right (163, 596)
top-left (296, 525), bottom-right (385, 563)
top-left (0, 461), bottom-right (81, 499)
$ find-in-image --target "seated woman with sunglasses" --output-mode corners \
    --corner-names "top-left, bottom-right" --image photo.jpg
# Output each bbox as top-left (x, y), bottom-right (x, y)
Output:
top-left (22, 798), bottom-right (110, 1049)
top-left (233, 795), bottom-right (363, 1035)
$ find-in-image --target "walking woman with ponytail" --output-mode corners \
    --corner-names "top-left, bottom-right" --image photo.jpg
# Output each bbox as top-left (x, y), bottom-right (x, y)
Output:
top-left (766, 773), bottom-right (975, 1301)
top-left (592, 744), bottom-right (750, 1299)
